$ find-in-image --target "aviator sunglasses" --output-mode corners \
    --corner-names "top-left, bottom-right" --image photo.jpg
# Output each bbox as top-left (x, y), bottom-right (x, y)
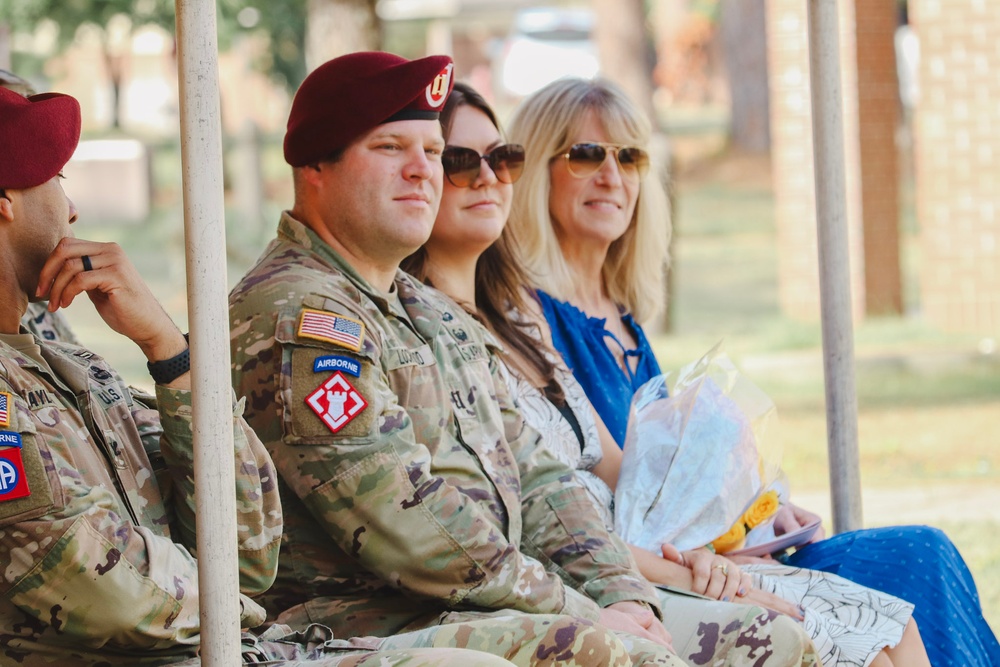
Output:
top-left (442, 143), bottom-right (526, 188)
top-left (558, 142), bottom-right (650, 179)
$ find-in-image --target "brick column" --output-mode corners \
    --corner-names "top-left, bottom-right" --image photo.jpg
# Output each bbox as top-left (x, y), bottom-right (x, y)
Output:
top-left (855, 0), bottom-right (903, 316)
top-left (911, 0), bottom-right (1000, 333)
top-left (766, 0), bottom-right (865, 321)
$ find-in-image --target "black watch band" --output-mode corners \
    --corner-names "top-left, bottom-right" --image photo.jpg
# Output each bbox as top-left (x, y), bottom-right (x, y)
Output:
top-left (147, 334), bottom-right (191, 385)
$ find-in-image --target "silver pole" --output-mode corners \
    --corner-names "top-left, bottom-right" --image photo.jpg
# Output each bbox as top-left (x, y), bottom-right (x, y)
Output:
top-left (174, 0), bottom-right (242, 663)
top-left (806, 0), bottom-right (863, 533)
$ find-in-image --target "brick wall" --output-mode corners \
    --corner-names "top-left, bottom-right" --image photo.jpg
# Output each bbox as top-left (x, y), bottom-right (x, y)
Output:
top-left (911, 0), bottom-right (1000, 333)
top-left (766, 0), bottom-right (866, 321)
top-left (855, 1), bottom-right (902, 316)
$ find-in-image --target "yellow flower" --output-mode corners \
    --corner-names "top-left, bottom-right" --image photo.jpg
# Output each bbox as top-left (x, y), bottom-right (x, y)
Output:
top-left (742, 490), bottom-right (781, 530)
top-left (711, 522), bottom-right (747, 554)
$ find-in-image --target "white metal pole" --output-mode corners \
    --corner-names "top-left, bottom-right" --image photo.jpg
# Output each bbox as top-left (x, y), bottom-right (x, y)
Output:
top-left (174, 0), bottom-right (242, 663)
top-left (806, 0), bottom-right (863, 533)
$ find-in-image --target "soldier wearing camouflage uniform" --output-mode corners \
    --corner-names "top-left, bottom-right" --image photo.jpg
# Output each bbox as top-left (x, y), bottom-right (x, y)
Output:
top-left (230, 52), bottom-right (816, 667)
top-left (1, 68), bottom-right (82, 346)
top-left (0, 84), bottom-right (626, 667)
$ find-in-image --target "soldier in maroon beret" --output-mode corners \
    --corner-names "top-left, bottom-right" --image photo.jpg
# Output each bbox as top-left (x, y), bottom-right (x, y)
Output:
top-left (0, 80), bottom-right (550, 667)
top-left (0, 71), bottom-right (82, 345)
top-left (230, 52), bottom-right (688, 666)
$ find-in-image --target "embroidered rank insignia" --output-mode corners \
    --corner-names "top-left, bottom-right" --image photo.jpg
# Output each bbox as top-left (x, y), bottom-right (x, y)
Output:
top-left (0, 431), bottom-right (30, 502)
top-left (0, 392), bottom-right (10, 428)
top-left (298, 309), bottom-right (365, 351)
top-left (305, 372), bottom-right (369, 434)
top-left (313, 355), bottom-right (362, 377)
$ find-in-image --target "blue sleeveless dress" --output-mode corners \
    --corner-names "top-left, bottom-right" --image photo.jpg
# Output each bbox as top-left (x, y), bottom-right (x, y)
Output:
top-left (539, 290), bottom-right (999, 665)
top-left (785, 525), bottom-right (1000, 666)
top-left (536, 289), bottom-right (660, 448)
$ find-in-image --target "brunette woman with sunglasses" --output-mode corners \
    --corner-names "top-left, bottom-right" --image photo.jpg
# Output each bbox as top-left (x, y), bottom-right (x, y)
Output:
top-left (403, 81), bottom-right (945, 667)
top-left (418, 77), bottom-right (933, 667)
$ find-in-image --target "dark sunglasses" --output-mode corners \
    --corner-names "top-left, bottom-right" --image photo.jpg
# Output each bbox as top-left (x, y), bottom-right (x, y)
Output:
top-left (442, 143), bottom-right (526, 188)
top-left (558, 142), bottom-right (650, 179)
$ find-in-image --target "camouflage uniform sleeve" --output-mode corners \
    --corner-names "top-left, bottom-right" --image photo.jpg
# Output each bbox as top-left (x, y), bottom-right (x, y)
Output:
top-left (242, 297), bottom-right (600, 621)
top-left (153, 385), bottom-right (282, 595)
top-left (283, 366), bottom-right (605, 621)
top-left (494, 361), bottom-right (663, 614)
top-left (0, 377), bottom-right (266, 650)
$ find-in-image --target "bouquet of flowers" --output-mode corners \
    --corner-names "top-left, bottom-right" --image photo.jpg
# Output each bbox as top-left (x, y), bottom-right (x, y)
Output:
top-left (614, 343), bottom-right (786, 554)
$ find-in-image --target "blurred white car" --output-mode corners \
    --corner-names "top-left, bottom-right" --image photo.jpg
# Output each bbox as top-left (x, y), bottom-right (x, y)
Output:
top-left (497, 8), bottom-right (599, 99)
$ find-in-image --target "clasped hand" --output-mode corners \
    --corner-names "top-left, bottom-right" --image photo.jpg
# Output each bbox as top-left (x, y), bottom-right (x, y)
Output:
top-left (661, 544), bottom-right (804, 621)
top-left (599, 601), bottom-right (674, 652)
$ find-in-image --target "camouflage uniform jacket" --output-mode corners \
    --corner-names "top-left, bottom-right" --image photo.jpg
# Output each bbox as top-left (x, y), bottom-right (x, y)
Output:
top-left (0, 334), bottom-right (281, 666)
top-left (229, 213), bottom-right (661, 638)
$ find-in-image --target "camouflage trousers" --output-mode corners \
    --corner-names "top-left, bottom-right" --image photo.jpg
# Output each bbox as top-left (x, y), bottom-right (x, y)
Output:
top-left (241, 611), bottom-right (684, 666)
top-left (656, 589), bottom-right (821, 667)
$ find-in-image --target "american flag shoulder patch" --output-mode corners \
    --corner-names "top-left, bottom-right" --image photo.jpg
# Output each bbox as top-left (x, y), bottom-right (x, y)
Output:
top-left (0, 392), bottom-right (11, 428)
top-left (297, 309), bottom-right (365, 351)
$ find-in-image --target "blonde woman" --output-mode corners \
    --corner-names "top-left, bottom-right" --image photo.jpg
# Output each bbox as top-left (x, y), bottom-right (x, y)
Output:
top-left (507, 77), bottom-right (989, 666)
top-left (506, 78), bottom-right (668, 451)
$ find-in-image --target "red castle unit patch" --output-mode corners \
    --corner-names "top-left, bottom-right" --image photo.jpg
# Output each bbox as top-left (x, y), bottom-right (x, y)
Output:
top-left (305, 372), bottom-right (368, 434)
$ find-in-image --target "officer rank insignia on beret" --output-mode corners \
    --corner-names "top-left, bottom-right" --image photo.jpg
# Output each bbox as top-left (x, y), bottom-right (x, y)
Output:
top-left (305, 372), bottom-right (368, 434)
top-left (297, 309), bottom-right (365, 352)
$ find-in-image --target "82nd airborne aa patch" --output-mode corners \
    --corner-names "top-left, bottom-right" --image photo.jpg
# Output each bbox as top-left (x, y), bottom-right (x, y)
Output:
top-left (305, 372), bottom-right (368, 434)
top-left (0, 431), bottom-right (30, 502)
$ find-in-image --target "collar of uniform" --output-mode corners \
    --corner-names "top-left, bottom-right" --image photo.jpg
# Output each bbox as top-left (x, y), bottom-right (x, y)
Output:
top-left (393, 273), bottom-right (464, 340)
top-left (0, 332), bottom-right (45, 372)
top-left (276, 211), bottom-right (395, 312)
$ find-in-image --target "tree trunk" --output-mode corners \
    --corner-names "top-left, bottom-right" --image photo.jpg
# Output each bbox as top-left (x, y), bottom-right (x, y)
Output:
top-left (719, 0), bottom-right (771, 152)
top-left (592, 0), bottom-right (657, 123)
top-left (103, 47), bottom-right (124, 129)
top-left (592, 0), bottom-right (674, 332)
top-left (0, 23), bottom-right (11, 70)
top-left (305, 0), bottom-right (380, 72)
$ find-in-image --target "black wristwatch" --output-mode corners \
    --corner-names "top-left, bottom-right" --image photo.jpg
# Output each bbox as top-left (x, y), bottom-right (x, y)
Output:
top-left (147, 334), bottom-right (191, 384)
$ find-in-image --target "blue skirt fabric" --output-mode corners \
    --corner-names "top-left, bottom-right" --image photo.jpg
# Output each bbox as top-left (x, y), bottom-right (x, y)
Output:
top-left (784, 525), bottom-right (1000, 667)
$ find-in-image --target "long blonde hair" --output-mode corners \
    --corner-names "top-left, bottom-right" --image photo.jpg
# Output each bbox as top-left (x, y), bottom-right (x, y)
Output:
top-left (507, 78), bottom-right (671, 324)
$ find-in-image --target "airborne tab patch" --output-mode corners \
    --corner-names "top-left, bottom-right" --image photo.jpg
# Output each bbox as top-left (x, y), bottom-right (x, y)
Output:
top-left (298, 309), bottom-right (365, 351)
top-left (313, 355), bottom-right (362, 377)
top-left (305, 372), bottom-right (369, 434)
top-left (0, 431), bottom-right (30, 502)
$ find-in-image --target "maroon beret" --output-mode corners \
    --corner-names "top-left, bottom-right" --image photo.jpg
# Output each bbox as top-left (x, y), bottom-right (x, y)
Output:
top-left (0, 86), bottom-right (81, 190)
top-left (284, 51), bottom-right (455, 167)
